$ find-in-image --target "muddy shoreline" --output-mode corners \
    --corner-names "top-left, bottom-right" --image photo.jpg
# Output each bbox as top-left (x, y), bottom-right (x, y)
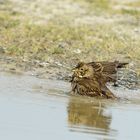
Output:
top-left (0, 53), bottom-right (139, 90)
top-left (0, 0), bottom-right (139, 90)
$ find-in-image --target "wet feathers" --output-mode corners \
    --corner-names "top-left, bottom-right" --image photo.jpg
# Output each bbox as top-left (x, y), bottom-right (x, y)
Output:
top-left (71, 61), bottom-right (128, 99)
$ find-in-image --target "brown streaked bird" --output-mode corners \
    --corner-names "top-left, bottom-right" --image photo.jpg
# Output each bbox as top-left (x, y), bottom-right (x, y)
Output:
top-left (71, 61), bottom-right (128, 99)
top-left (88, 61), bottom-right (128, 84)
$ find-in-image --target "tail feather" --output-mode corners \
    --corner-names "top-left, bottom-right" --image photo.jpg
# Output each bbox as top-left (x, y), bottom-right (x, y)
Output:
top-left (117, 62), bottom-right (128, 68)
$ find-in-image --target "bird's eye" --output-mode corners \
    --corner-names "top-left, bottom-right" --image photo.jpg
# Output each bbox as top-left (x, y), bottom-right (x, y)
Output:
top-left (80, 68), bottom-right (83, 71)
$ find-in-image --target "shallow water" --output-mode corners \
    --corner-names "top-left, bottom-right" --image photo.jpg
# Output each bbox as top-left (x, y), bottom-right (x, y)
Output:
top-left (0, 72), bottom-right (140, 140)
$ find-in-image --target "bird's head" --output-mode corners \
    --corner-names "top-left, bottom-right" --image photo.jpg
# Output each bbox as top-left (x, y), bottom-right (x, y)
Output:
top-left (72, 62), bottom-right (94, 78)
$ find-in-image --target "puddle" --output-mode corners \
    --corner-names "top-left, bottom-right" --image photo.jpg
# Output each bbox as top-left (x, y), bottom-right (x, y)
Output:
top-left (0, 72), bottom-right (140, 140)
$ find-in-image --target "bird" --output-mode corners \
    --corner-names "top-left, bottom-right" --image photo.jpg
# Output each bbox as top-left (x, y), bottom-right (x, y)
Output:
top-left (70, 61), bottom-right (128, 99)
top-left (88, 61), bottom-right (128, 84)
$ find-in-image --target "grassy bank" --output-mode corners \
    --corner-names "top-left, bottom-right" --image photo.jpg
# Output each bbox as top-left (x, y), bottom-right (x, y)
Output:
top-left (0, 0), bottom-right (140, 75)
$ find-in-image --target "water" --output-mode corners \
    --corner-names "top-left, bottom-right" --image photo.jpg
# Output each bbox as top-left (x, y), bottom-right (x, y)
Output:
top-left (0, 72), bottom-right (140, 140)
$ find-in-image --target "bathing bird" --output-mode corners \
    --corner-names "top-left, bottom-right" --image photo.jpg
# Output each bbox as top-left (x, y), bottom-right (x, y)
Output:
top-left (71, 61), bottom-right (128, 99)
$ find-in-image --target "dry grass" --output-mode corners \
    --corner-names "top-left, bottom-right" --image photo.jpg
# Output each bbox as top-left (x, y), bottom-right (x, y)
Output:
top-left (0, 0), bottom-right (140, 74)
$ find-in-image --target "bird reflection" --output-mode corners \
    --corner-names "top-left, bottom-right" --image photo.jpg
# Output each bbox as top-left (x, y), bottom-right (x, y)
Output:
top-left (67, 97), bottom-right (112, 131)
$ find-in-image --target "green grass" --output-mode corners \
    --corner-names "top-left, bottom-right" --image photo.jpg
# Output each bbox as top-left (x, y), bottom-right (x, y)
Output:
top-left (120, 8), bottom-right (140, 25)
top-left (72, 0), bottom-right (112, 15)
top-left (126, 1), bottom-right (140, 7)
top-left (78, 0), bottom-right (110, 10)
top-left (0, 12), bottom-right (20, 28)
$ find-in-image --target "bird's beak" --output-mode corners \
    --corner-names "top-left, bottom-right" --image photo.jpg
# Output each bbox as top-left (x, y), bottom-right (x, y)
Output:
top-left (72, 68), bottom-right (76, 72)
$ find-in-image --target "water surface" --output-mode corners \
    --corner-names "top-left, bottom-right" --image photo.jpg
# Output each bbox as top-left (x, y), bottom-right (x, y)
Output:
top-left (0, 72), bottom-right (140, 140)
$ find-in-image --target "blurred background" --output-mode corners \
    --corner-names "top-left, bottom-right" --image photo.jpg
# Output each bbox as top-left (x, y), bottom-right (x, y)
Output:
top-left (0, 0), bottom-right (139, 77)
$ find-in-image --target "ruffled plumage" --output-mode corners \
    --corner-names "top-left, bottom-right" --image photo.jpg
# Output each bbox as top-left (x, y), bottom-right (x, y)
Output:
top-left (71, 61), bottom-right (128, 99)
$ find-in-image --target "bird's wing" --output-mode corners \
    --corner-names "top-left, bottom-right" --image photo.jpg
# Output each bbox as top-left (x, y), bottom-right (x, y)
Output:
top-left (101, 84), bottom-right (116, 99)
top-left (88, 61), bottom-right (119, 83)
top-left (88, 61), bottom-right (117, 74)
top-left (88, 61), bottom-right (128, 74)
top-left (77, 78), bottom-right (103, 96)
